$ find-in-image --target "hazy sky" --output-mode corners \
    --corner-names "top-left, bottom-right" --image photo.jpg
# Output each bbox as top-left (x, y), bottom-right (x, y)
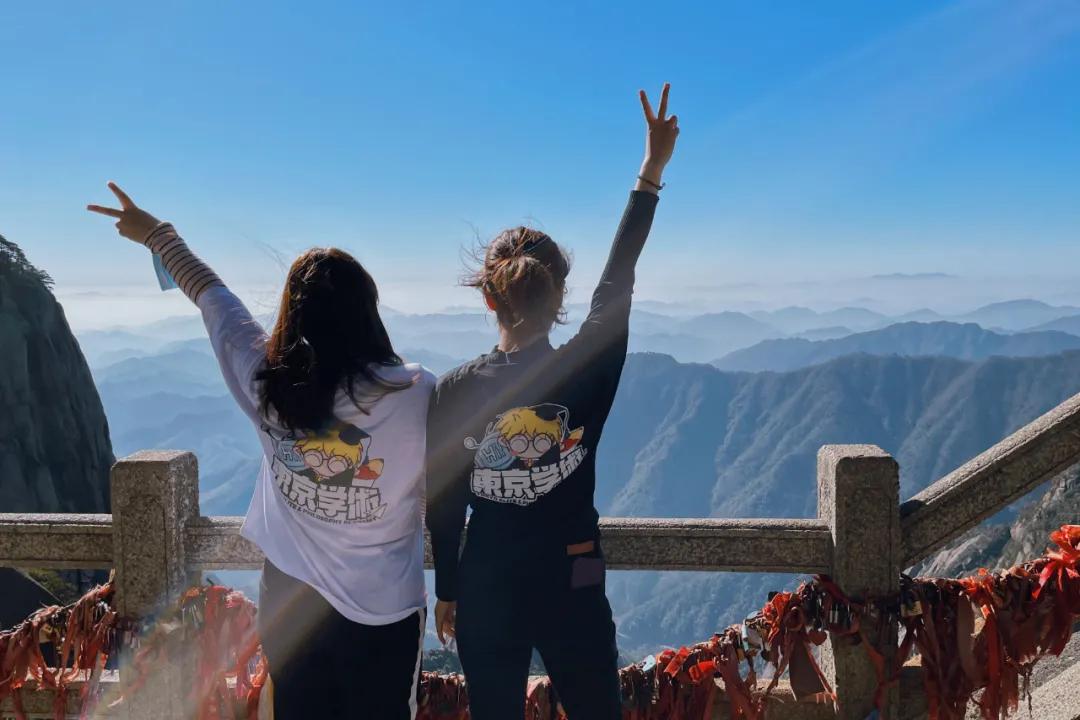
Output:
top-left (3, 0), bottom-right (1080, 323)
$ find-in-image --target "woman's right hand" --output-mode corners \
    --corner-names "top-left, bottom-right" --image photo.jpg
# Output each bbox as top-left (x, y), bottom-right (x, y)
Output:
top-left (87, 182), bottom-right (162, 244)
top-left (434, 600), bottom-right (457, 645)
top-left (638, 83), bottom-right (680, 187)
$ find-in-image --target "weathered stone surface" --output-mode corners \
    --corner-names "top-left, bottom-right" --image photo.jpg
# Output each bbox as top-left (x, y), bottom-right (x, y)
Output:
top-left (818, 444), bottom-right (900, 720)
top-left (710, 680), bottom-right (837, 719)
top-left (111, 451), bottom-right (199, 616)
top-left (111, 450), bottom-right (199, 720)
top-left (897, 663), bottom-right (929, 720)
top-left (1028, 658), bottom-right (1080, 720)
top-left (599, 517), bottom-right (832, 573)
top-left (0, 512), bottom-right (112, 568)
top-left (0, 672), bottom-right (120, 717)
top-left (894, 638), bottom-right (1080, 720)
top-left (183, 515), bottom-right (832, 574)
top-left (3, 675), bottom-right (849, 720)
top-left (186, 515), bottom-right (263, 570)
top-left (901, 390), bottom-right (1080, 566)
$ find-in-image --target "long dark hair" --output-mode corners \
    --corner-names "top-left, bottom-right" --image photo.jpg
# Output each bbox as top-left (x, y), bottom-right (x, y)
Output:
top-left (257, 248), bottom-right (405, 431)
top-left (465, 226), bottom-right (571, 336)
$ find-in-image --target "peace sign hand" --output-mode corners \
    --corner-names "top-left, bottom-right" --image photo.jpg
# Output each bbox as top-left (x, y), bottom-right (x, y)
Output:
top-left (638, 83), bottom-right (680, 179)
top-left (87, 182), bottom-right (162, 244)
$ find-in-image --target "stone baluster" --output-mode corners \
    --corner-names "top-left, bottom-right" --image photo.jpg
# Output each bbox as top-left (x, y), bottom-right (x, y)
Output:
top-left (817, 444), bottom-right (901, 719)
top-left (111, 450), bottom-right (200, 720)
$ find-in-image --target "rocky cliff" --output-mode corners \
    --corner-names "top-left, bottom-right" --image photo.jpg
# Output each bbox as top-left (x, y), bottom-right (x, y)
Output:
top-left (0, 236), bottom-right (112, 512)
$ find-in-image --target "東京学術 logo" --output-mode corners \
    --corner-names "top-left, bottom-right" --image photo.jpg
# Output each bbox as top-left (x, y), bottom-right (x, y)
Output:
top-left (464, 403), bottom-right (587, 506)
top-left (265, 421), bottom-right (388, 524)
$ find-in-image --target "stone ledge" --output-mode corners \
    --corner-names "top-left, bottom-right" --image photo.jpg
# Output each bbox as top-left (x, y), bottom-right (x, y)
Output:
top-left (0, 671), bottom-right (120, 716)
top-left (0, 512), bottom-right (832, 575)
top-left (0, 513), bottom-right (113, 569)
top-left (900, 391), bottom-right (1080, 566)
top-left (0, 675), bottom-right (844, 720)
top-left (185, 515), bottom-right (833, 574)
top-left (602, 517), bottom-right (832, 573)
top-left (186, 515), bottom-right (263, 570)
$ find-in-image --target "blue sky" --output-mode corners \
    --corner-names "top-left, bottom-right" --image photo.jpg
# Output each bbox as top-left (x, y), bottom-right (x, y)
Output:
top-left (2, 0), bottom-right (1079, 320)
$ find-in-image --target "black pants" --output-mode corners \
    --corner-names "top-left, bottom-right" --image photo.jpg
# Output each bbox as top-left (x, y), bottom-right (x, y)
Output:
top-left (455, 537), bottom-right (621, 720)
top-left (258, 561), bottom-right (425, 719)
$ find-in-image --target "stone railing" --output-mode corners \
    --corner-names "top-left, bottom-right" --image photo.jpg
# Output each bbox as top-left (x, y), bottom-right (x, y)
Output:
top-left (3, 390), bottom-right (1080, 720)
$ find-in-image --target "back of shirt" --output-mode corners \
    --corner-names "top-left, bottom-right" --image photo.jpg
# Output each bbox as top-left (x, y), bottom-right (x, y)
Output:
top-left (426, 191), bottom-right (659, 602)
top-left (196, 286), bottom-right (435, 626)
top-left (429, 331), bottom-right (624, 545)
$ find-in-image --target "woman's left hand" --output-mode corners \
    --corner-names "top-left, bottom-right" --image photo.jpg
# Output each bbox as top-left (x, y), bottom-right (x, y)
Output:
top-left (638, 83), bottom-right (680, 181)
top-left (434, 600), bottom-right (457, 645)
top-left (87, 182), bottom-right (162, 244)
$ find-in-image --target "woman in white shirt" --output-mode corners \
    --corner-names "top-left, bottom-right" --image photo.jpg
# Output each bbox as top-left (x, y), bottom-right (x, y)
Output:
top-left (89, 183), bottom-right (434, 719)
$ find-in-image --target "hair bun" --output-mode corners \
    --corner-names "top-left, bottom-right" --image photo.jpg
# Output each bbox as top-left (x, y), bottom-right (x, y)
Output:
top-left (466, 227), bottom-right (569, 333)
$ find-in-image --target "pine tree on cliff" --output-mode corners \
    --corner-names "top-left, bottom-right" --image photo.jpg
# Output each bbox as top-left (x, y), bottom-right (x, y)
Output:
top-left (0, 235), bottom-right (53, 289)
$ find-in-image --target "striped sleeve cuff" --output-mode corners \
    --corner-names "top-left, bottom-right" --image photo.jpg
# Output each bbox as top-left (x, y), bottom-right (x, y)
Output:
top-left (143, 223), bottom-right (224, 304)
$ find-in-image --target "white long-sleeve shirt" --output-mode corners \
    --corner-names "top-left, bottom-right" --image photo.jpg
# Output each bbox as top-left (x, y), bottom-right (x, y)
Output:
top-left (145, 224), bottom-right (434, 624)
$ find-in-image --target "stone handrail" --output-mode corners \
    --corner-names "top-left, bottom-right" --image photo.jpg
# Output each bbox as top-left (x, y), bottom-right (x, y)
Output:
top-left (900, 390), bottom-right (1080, 566)
top-left (0, 446), bottom-right (893, 719)
top-left (183, 515), bottom-right (833, 573)
top-left (0, 513), bottom-right (112, 569)
top-left (1, 512), bottom-right (831, 575)
top-left (4, 389), bottom-right (1080, 719)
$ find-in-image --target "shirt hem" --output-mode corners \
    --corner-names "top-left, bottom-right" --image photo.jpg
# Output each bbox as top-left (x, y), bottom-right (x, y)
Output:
top-left (241, 523), bottom-right (426, 627)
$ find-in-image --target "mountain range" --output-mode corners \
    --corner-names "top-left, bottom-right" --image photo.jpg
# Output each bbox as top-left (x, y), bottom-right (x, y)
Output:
top-left (601, 351), bottom-right (1080, 651)
top-left (714, 321), bottom-right (1080, 372)
top-left (6, 219), bottom-right (1080, 689)
top-left (85, 311), bottom-right (1080, 516)
top-left (745, 299), bottom-right (1080, 334)
top-left (1027, 313), bottom-right (1080, 336)
top-left (34, 288), bottom-right (1080, 653)
top-left (75, 298), bottom-right (1080, 367)
top-left (77, 319), bottom-right (1080, 652)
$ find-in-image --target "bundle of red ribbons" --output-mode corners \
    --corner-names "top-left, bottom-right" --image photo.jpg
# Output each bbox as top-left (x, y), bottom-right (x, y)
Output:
top-left (897, 524), bottom-right (1080, 720)
top-left (1, 524), bottom-right (1077, 720)
top-left (0, 582), bottom-right (118, 720)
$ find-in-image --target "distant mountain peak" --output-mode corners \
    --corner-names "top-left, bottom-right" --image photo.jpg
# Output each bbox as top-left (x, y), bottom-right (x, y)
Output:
top-left (971, 298), bottom-right (1059, 311)
top-left (869, 272), bottom-right (956, 280)
top-left (713, 320), bottom-right (1080, 373)
top-left (958, 299), bottom-right (1080, 332)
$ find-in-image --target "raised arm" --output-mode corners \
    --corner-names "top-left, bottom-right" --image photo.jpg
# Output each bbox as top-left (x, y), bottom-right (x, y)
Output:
top-left (573, 84), bottom-right (679, 346)
top-left (88, 182), bottom-right (267, 418)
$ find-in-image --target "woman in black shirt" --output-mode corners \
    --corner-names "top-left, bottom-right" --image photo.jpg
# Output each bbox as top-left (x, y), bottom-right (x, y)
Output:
top-left (426, 84), bottom-right (679, 719)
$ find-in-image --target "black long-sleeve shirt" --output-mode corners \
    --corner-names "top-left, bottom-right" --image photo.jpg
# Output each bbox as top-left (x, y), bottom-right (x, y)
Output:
top-left (425, 191), bottom-right (659, 601)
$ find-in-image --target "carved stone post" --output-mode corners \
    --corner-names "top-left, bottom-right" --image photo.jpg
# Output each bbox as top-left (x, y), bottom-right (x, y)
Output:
top-left (817, 445), bottom-right (900, 719)
top-left (111, 450), bottom-right (199, 720)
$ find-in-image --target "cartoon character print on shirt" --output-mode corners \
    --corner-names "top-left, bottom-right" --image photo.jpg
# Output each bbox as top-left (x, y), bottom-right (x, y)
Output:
top-left (264, 421), bottom-right (388, 524)
top-left (464, 403), bottom-right (587, 506)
